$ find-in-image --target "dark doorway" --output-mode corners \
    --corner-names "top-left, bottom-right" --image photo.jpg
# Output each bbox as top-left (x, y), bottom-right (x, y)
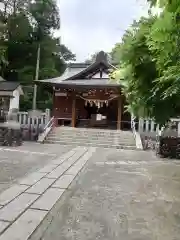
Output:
top-left (85, 102), bottom-right (109, 119)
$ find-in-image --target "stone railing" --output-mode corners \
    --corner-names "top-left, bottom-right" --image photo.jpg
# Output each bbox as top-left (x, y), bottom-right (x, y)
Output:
top-left (138, 118), bottom-right (180, 152)
top-left (138, 118), bottom-right (161, 133)
top-left (38, 116), bottom-right (55, 143)
top-left (17, 109), bottom-right (50, 127)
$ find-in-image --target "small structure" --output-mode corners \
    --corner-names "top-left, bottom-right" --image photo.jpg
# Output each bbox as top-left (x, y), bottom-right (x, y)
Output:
top-left (36, 51), bottom-right (131, 130)
top-left (0, 79), bottom-right (23, 146)
top-left (0, 79), bottom-right (24, 112)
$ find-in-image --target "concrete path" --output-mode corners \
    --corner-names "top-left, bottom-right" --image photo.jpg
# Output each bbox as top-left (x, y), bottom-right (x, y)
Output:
top-left (0, 146), bottom-right (180, 239)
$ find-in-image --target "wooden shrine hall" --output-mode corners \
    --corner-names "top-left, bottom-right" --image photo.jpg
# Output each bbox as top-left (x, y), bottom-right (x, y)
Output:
top-left (36, 51), bottom-right (131, 130)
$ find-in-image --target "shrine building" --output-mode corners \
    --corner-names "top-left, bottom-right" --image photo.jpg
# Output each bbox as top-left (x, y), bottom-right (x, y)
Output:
top-left (36, 51), bottom-right (131, 130)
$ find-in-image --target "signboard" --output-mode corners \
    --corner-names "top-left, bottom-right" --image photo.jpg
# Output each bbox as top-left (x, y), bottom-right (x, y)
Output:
top-left (96, 114), bottom-right (102, 121)
top-left (55, 92), bottom-right (67, 97)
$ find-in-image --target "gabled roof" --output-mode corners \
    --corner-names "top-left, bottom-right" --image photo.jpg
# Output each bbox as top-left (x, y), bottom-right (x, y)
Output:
top-left (0, 81), bottom-right (24, 96)
top-left (0, 81), bottom-right (20, 91)
top-left (36, 51), bottom-right (121, 87)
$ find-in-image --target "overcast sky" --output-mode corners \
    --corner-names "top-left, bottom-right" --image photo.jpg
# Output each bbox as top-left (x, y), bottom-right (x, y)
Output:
top-left (57, 0), bottom-right (149, 61)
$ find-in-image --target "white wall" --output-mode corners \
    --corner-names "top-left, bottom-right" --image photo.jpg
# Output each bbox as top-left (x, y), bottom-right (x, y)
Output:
top-left (92, 71), bottom-right (109, 78)
top-left (9, 88), bottom-right (20, 110)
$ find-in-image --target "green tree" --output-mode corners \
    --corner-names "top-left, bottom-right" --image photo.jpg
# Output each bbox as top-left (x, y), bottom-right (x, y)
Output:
top-left (111, 0), bottom-right (180, 124)
top-left (111, 17), bottom-right (159, 119)
top-left (0, 0), bottom-right (76, 111)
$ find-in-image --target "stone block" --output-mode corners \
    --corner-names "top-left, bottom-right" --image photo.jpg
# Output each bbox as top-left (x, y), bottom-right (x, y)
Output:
top-left (46, 165), bottom-right (67, 179)
top-left (51, 150), bottom-right (76, 165)
top-left (0, 185), bottom-right (28, 205)
top-left (0, 209), bottom-right (47, 240)
top-left (65, 150), bottom-right (93, 175)
top-left (52, 175), bottom-right (75, 189)
top-left (66, 165), bottom-right (82, 175)
top-left (64, 148), bottom-right (87, 165)
top-left (30, 188), bottom-right (64, 211)
top-left (26, 178), bottom-right (55, 195)
top-left (0, 193), bottom-right (39, 222)
top-left (38, 164), bottom-right (57, 173)
top-left (18, 172), bottom-right (46, 186)
top-left (47, 149), bottom-right (86, 179)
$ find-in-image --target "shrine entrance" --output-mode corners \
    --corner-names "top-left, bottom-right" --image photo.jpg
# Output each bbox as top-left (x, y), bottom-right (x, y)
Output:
top-left (83, 103), bottom-right (117, 128)
top-left (77, 94), bottom-right (119, 129)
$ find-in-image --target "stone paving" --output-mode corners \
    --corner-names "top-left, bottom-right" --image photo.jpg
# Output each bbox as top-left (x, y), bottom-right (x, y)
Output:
top-left (0, 143), bottom-right (72, 193)
top-left (0, 145), bottom-right (96, 239)
top-left (29, 148), bottom-right (180, 240)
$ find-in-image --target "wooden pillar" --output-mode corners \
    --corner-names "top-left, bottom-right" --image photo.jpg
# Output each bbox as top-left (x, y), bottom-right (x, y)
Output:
top-left (72, 94), bottom-right (76, 127)
top-left (117, 96), bottom-right (122, 130)
top-left (52, 91), bottom-right (58, 126)
top-left (52, 90), bottom-right (55, 117)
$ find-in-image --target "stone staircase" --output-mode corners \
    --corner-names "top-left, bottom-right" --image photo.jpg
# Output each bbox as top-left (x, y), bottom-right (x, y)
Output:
top-left (45, 127), bottom-right (137, 149)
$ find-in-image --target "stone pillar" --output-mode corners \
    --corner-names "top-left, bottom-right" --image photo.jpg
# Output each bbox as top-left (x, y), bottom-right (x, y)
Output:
top-left (178, 121), bottom-right (180, 137)
top-left (45, 108), bottom-right (50, 124)
top-left (117, 96), bottom-right (122, 130)
top-left (138, 118), bottom-right (144, 133)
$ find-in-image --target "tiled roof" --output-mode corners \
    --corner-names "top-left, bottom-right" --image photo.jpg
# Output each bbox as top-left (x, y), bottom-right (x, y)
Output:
top-left (0, 81), bottom-right (20, 91)
top-left (35, 51), bottom-right (120, 87)
top-left (37, 78), bottom-right (120, 87)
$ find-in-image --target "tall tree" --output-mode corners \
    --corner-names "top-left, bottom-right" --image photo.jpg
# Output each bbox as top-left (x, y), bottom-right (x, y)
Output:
top-left (111, 0), bottom-right (180, 124)
top-left (0, 0), bottom-right (76, 111)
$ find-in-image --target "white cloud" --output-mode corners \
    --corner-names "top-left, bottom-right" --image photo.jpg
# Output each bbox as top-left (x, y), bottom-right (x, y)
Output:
top-left (56, 0), bottom-right (149, 61)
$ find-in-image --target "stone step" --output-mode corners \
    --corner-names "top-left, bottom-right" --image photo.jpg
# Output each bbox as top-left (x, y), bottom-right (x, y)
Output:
top-left (55, 127), bottom-right (127, 131)
top-left (48, 133), bottom-right (134, 139)
top-left (45, 127), bottom-right (136, 149)
top-left (46, 141), bottom-right (135, 147)
top-left (53, 129), bottom-right (133, 134)
top-left (50, 131), bottom-right (133, 136)
top-left (49, 133), bottom-right (134, 140)
top-left (47, 136), bottom-right (135, 145)
top-left (53, 132), bottom-right (133, 137)
top-left (45, 140), bottom-right (136, 149)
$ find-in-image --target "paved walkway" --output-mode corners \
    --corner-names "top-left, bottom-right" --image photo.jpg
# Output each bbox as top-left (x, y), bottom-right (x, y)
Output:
top-left (0, 145), bottom-right (95, 239)
top-left (0, 143), bottom-right (71, 193)
top-left (0, 146), bottom-right (180, 239)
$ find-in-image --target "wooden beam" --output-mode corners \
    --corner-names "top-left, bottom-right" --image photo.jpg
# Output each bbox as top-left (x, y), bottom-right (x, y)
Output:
top-left (72, 94), bottom-right (76, 127)
top-left (117, 96), bottom-right (122, 130)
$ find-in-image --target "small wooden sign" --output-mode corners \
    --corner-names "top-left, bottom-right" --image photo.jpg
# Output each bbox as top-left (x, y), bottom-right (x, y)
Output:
top-left (55, 92), bottom-right (67, 97)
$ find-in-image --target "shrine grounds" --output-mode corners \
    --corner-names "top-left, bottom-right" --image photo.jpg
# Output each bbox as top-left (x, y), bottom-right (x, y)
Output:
top-left (0, 143), bottom-right (179, 239)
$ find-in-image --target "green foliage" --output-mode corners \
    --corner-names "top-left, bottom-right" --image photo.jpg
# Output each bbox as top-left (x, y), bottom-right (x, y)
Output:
top-left (111, 1), bottom-right (180, 124)
top-left (0, 0), bottom-right (75, 111)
